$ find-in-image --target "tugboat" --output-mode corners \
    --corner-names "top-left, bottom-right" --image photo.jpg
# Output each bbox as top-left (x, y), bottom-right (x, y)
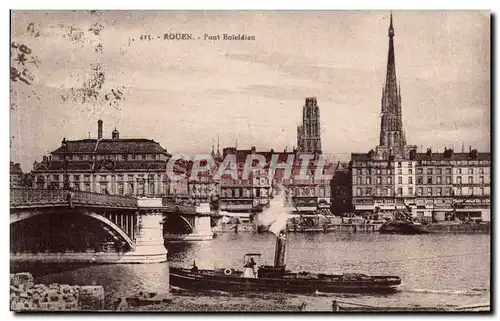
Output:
top-left (169, 230), bottom-right (402, 293)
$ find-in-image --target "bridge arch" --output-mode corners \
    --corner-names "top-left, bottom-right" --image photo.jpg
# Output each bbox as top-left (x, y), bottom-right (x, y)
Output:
top-left (163, 213), bottom-right (194, 234)
top-left (10, 209), bottom-right (135, 251)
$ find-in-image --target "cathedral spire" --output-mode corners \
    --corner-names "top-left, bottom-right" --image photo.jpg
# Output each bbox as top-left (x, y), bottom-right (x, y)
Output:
top-left (379, 12), bottom-right (406, 157)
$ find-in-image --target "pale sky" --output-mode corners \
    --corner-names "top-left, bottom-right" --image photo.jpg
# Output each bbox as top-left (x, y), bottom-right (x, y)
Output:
top-left (10, 10), bottom-right (490, 171)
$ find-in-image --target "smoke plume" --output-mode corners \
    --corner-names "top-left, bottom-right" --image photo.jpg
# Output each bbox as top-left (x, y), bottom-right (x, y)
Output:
top-left (255, 186), bottom-right (290, 236)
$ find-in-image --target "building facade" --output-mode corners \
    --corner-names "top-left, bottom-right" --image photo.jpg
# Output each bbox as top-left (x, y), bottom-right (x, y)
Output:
top-left (31, 120), bottom-right (176, 197)
top-left (350, 14), bottom-right (491, 221)
top-left (218, 146), bottom-right (332, 213)
top-left (10, 162), bottom-right (24, 187)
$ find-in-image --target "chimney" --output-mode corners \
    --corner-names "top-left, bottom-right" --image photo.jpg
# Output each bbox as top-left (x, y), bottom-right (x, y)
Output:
top-left (274, 231), bottom-right (287, 268)
top-left (97, 120), bottom-right (103, 139)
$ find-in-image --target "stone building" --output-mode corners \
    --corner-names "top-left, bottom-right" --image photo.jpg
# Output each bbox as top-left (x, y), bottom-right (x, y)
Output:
top-left (10, 162), bottom-right (24, 187)
top-left (218, 146), bottom-right (332, 213)
top-left (31, 120), bottom-right (176, 197)
top-left (297, 97), bottom-right (322, 153)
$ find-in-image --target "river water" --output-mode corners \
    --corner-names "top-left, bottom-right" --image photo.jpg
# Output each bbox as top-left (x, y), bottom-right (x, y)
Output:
top-left (11, 232), bottom-right (490, 311)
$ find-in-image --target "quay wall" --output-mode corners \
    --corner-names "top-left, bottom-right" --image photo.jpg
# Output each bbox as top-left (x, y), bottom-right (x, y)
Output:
top-left (423, 223), bottom-right (490, 234)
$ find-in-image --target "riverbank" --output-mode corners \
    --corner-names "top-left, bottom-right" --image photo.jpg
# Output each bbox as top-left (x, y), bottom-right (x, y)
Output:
top-left (127, 297), bottom-right (305, 312)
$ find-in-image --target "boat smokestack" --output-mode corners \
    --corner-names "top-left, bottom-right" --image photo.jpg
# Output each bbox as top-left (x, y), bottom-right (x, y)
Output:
top-left (274, 230), bottom-right (287, 268)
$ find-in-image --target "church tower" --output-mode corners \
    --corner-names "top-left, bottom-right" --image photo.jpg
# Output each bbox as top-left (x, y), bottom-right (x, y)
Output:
top-left (378, 13), bottom-right (406, 158)
top-left (297, 97), bottom-right (322, 153)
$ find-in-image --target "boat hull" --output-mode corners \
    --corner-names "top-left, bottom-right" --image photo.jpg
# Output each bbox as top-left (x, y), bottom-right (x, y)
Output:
top-left (378, 221), bottom-right (429, 235)
top-left (169, 268), bottom-right (401, 294)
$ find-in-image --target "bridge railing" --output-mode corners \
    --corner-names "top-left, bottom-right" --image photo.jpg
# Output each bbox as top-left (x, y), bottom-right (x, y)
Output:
top-left (10, 188), bottom-right (67, 206)
top-left (71, 190), bottom-right (138, 208)
top-left (10, 188), bottom-right (138, 208)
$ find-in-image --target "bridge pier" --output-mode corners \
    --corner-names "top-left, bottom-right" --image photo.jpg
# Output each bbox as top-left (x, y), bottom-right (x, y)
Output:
top-left (164, 203), bottom-right (214, 241)
top-left (119, 211), bottom-right (167, 263)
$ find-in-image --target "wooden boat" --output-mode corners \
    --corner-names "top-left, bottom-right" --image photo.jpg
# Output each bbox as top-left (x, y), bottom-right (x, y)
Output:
top-left (378, 220), bottom-right (429, 235)
top-left (169, 231), bottom-right (402, 294)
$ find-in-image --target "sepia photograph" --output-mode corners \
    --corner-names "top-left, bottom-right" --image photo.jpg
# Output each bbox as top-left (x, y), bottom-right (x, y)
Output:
top-left (9, 9), bottom-right (491, 313)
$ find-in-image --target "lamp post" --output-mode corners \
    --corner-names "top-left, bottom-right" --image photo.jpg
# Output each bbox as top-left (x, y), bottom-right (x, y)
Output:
top-left (62, 137), bottom-right (69, 190)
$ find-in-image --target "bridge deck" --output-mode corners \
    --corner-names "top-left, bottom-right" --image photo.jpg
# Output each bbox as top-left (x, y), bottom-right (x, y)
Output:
top-left (10, 188), bottom-right (216, 215)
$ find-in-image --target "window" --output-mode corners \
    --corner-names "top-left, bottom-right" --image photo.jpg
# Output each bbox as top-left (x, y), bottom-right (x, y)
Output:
top-left (468, 187), bottom-right (473, 196)
top-left (99, 183), bottom-right (107, 193)
top-left (397, 188), bottom-right (402, 196)
top-left (417, 176), bottom-right (423, 184)
top-left (142, 155), bottom-right (146, 160)
top-left (436, 176), bottom-right (442, 184)
top-left (427, 168), bottom-right (433, 175)
top-left (131, 154), bottom-right (136, 160)
top-left (457, 168), bottom-right (461, 174)
top-left (456, 188), bottom-right (462, 196)
top-left (366, 177), bottom-right (371, 185)
top-left (356, 177), bottom-right (362, 185)
top-left (446, 187), bottom-right (452, 195)
top-left (427, 187), bottom-right (432, 196)
top-left (417, 187), bottom-right (423, 196)
top-left (376, 187), bottom-right (381, 196)
top-left (358, 169), bottom-right (362, 175)
top-left (53, 174), bottom-right (60, 181)
top-left (128, 174), bottom-right (134, 181)
top-left (446, 168), bottom-right (452, 174)
top-left (408, 168), bottom-right (413, 175)
top-left (398, 176), bottom-right (402, 184)
top-left (377, 177), bottom-right (381, 184)
top-left (437, 168), bottom-right (442, 175)
top-left (437, 187), bottom-right (442, 196)
top-left (74, 175), bottom-right (80, 181)
top-left (480, 168), bottom-right (484, 174)
top-left (408, 177), bottom-right (413, 184)
top-left (377, 169), bottom-right (381, 174)
top-left (398, 169), bottom-right (402, 175)
top-left (84, 183), bottom-right (91, 192)
top-left (387, 177), bottom-right (392, 184)
top-left (408, 187), bottom-right (413, 195)
top-left (118, 183), bottom-right (124, 195)
top-left (418, 168), bottom-right (423, 175)
top-left (148, 182), bottom-right (155, 196)
top-left (366, 188), bottom-right (372, 195)
top-left (480, 187), bottom-right (484, 196)
top-left (128, 182), bottom-right (134, 194)
top-left (152, 154), bottom-right (157, 160)
top-left (398, 162), bottom-right (402, 168)
top-left (445, 176), bottom-right (451, 184)
top-left (368, 169), bottom-right (372, 175)
top-left (468, 168), bottom-right (473, 174)
top-left (457, 177), bottom-right (462, 184)
top-left (480, 176), bottom-right (484, 184)
top-left (427, 177), bottom-right (433, 184)
top-left (468, 176), bottom-right (473, 184)
top-left (356, 188), bottom-right (362, 196)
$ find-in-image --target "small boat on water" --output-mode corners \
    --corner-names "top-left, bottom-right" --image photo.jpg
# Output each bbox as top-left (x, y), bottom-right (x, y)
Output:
top-left (378, 220), bottom-right (429, 235)
top-left (169, 231), bottom-right (402, 294)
